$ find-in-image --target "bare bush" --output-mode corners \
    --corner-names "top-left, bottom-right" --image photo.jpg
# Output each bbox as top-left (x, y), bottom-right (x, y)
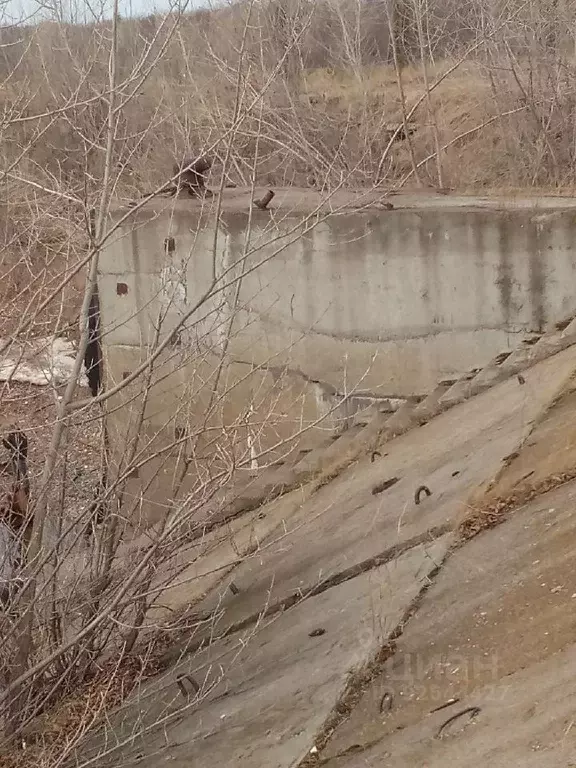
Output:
top-left (0, 0), bottom-right (575, 762)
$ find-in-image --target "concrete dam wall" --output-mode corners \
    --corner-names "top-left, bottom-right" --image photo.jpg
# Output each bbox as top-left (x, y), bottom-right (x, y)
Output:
top-left (226, 209), bottom-right (572, 395)
top-left (97, 190), bottom-right (576, 522)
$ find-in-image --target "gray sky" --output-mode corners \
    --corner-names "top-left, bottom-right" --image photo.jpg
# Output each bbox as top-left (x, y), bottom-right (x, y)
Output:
top-left (2, 0), bottom-right (209, 25)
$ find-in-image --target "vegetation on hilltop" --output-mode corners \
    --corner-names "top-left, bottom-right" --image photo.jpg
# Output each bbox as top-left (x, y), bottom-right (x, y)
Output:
top-left (0, 0), bottom-right (575, 201)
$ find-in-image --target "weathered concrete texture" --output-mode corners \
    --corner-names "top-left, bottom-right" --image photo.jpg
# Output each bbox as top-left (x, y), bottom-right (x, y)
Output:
top-left (96, 191), bottom-right (576, 528)
top-left (101, 191), bottom-right (576, 438)
top-left (102, 195), bottom-right (576, 399)
top-left (56, 480), bottom-right (315, 629)
top-left (74, 536), bottom-right (450, 768)
top-left (144, 481), bottom-right (311, 625)
top-left (481, 369), bottom-right (576, 503)
top-left (328, 647), bottom-right (576, 767)
top-left (321, 479), bottom-right (576, 767)
top-left (65, 344), bottom-right (576, 768)
top-left (102, 344), bottom-right (333, 451)
top-left (227, 209), bottom-right (543, 395)
top-left (101, 343), bottom-right (338, 526)
top-left (183, 345), bottom-right (576, 642)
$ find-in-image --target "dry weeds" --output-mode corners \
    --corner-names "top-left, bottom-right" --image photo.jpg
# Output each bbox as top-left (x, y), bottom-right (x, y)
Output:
top-left (459, 469), bottom-right (576, 540)
top-left (0, 656), bottom-right (160, 768)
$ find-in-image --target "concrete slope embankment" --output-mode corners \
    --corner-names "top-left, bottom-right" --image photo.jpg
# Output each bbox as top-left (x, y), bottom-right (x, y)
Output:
top-left (69, 336), bottom-right (576, 768)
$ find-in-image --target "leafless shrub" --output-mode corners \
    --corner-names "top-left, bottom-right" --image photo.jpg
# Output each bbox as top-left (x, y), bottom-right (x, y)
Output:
top-left (0, 0), bottom-right (574, 762)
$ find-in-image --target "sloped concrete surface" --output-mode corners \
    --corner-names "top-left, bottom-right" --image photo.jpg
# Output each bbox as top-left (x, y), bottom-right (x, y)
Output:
top-left (178, 345), bottom-right (576, 645)
top-left (483, 370), bottom-right (576, 502)
top-left (70, 344), bottom-right (576, 768)
top-left (326, 646), bottom-right (576, 767)
top-left (73, 537), bottom-right (450, 768)
top-left (321, 480), bottom-right (576, 767)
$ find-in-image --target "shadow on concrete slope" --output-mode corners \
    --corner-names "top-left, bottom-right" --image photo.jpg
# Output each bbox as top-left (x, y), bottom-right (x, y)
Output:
top-left (63, 341), bottom-right (576, 768)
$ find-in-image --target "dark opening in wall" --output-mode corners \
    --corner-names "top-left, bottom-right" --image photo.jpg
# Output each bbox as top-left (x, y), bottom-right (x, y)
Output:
top-left (84, 288), bottom-right (103, 398)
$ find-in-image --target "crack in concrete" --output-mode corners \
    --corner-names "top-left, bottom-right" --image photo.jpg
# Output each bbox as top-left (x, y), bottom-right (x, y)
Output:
top-left (158, 523), bottom-right (452, 670)
top-left (295, 543), bottom-right (454, 768)
top-left (239, 304), bottom-right (533, 344)
top-left (294, 469), bottom-right (576, 765)
top-left (233, 358), bottom-right (415, 403)
top-left (188, 478), bottom-right (301, 542)
top-left (233, 358), bottom-right (339, 394)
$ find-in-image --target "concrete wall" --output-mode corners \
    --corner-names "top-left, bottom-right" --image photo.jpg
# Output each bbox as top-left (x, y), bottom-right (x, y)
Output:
top-left (98, 199), bottom-right (576, 524)
top-left (100, 204), bottom-right (576, 391)
top-left (227, 209), bottom-right (565, 395)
